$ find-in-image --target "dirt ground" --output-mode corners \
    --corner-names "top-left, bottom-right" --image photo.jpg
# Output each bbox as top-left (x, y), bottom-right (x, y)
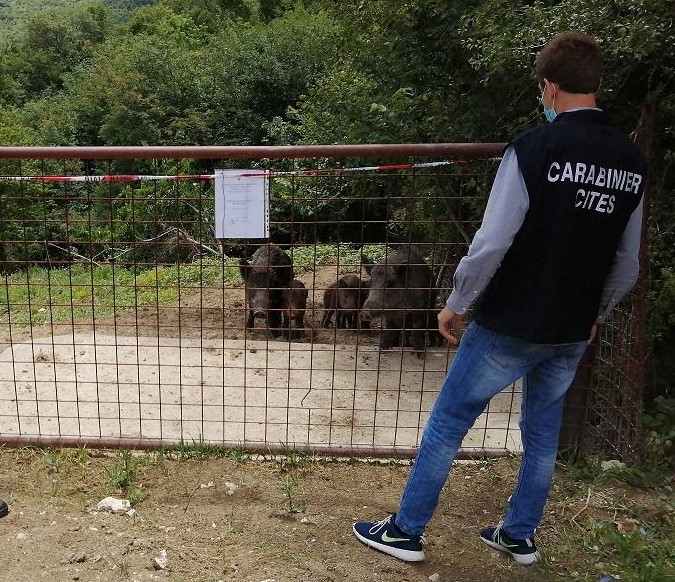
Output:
top-left (0, 449), bottom-right (645, 582)
top-left (0, 265), bottom-right (661, 581)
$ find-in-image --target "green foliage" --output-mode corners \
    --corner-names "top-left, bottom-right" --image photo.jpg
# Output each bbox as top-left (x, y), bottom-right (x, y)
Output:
top-left (288, 244), bottom-right (388, 273)
top-left (560, 391), bottom-right (675, 484)
top-left (643, 396), bottom-right (675, 467)
top-left (0, 181), bottom-right (67, 265)
top-left (277, 65), bottom-right (384, 145)
top-left (461, 0), bottom-right (674, 134)
top-left (104, 449), bottom-right (139, 491)
top-left (157, 0), bottom-right (276, 29)
top-left (0, 0), bottom-right (150, 40)
top-left (12, 2), bottom-right (344, 146)
top-left (76, 30), bottom-right (210, 144)
top-left (42, 446), bottom-right (90, 474)
top-left (561, 419), bottom-right (673, 490)
top-left (647, 168), bottom-right (675, 399)
top-left (200, 4), bottom-right (344, 146)
top-left (0, 3), bottom-right (116, 103)
top-left (564, 517), bottom-right (675, 582)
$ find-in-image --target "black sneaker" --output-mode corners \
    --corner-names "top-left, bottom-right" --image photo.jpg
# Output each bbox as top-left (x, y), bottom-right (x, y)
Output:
top-left (0, 499), bottom-right (8, 518)
top-left (352, 514), bottom-right (425, 562)
top-left (479, 524), bottom-right (539, 565)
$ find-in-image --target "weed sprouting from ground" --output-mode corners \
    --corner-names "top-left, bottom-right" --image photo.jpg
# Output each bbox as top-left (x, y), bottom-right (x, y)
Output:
top-left (279, 474), bottom-right (306, 514)
top-left (225, 445), bottom-right (248, 463)
top-left (105, 449), bottom-right (138, 491)
top-left (273, 448), bottom-right (313, 513)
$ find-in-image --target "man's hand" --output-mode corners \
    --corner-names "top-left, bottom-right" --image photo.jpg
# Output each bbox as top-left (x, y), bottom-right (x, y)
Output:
top-left (438, 306), bottom-right (464, 345)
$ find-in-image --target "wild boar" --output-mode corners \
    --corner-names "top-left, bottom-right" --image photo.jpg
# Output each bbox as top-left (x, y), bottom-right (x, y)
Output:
top-left (320, 274), bottom-right (362, 329)
top-left (361, 246), bottom-right (435, 356)
top-left (239, 243), bottom-right (294, 337)
top-left (282, 279), bottom-right (308, 339)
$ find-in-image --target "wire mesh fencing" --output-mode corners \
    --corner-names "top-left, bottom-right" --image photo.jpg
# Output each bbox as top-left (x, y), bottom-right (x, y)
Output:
top-left (583, 290), bottom-right (646, 463)
top-left (0, 145), bottom-right (647, 460)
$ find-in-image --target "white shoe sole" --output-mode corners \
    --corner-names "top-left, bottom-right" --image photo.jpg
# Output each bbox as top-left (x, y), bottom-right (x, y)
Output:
top-left (480, 536), bottom-right (539, 566)
top-left (353, 524), bottom-right (425, 562)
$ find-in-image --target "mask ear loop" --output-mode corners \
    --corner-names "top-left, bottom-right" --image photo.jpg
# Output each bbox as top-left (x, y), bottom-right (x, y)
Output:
top-left (544, 78), bottom-right (557, 115)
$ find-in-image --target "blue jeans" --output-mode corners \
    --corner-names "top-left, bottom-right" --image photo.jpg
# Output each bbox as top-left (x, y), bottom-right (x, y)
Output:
top-left (395, 322), bottom-right (588, 539)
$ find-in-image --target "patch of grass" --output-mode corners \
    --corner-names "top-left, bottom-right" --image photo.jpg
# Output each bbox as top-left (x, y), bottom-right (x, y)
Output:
top-left (225, 445), bottom-right (248, 463)
top-left (43, 449), bottom-right (67, 473)
top-left (104, 449), bottom-right (151, 505)
top-left (0, 244), bottom-right (392, 329)
top-left (561, 517), bottom-right (675, 582)
top-left (274, 447), bottom-right (313, 473)
top-left (552, 452), bottom-right (675, 582)
top-left (42, 446), bottom-right (89, 475)
top-left (559, 456), bottom-right (606, 484)
top-left (289, 243), bottom-right (388, 274)
top-left (158, 439), bottom-right (234, 461)
top-left (474, 456), bottom-right (505, 484)
top-left (0, 257), bottom-right (236, 328)
top-left (104, 449), bottom-right (139, 491)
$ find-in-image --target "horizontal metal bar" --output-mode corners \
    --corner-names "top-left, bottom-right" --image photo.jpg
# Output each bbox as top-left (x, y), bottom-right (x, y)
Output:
top-left (0, 435), bottom-right (511, 460)
top-left (0, 143), bottom-right (506, 160)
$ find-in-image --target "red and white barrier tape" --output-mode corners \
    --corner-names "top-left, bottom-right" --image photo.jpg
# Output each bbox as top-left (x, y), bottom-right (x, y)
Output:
top-left (0, 159), bottom-right (495, 183)
top-left (0, 174), bottom-right (214, 183)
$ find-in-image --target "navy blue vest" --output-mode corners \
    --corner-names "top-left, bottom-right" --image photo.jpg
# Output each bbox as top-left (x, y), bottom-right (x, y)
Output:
top-left (474, 109), bottom-right (645, 343)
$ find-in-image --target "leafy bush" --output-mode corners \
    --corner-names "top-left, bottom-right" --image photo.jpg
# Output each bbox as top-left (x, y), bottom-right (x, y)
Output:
top-left (643, 396), bottom-right (675, 468)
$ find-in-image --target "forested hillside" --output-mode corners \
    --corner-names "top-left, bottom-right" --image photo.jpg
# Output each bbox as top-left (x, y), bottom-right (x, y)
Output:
top-left (0, 0), bottom-right (151, 42)
top-left (0, 0), bottom-right (673, 401)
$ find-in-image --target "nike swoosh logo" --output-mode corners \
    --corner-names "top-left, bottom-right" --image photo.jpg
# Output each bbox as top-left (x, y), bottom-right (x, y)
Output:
top-left (381, 532), bottom-right (410, 543)
top-left (498, 538), bottom-right (520, 549)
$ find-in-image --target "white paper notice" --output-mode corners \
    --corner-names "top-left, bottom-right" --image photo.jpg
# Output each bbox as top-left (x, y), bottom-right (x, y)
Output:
top-left (214, 169), bottom-right (269, 239)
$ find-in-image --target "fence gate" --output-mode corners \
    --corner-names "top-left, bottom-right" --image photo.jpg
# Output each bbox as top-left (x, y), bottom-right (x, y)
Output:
top-left (0, 144), bottom-right (645, 459)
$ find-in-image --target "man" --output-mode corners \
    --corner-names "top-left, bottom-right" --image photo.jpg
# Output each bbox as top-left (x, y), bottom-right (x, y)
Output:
top-left (352, 31), bottom-right (645, 566)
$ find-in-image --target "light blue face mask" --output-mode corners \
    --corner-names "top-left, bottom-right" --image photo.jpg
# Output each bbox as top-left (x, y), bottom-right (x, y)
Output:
top-left (543, 105), bottom-right (557, 122)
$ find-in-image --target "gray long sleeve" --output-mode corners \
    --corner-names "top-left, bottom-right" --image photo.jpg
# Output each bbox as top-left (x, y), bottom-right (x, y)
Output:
top-left (596, 197), bottom-right (643, 322)
top-left (446, 146), bottom-right (529, 314)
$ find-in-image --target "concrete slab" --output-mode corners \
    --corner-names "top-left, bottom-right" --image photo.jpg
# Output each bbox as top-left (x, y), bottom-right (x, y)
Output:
top-left (0, 333), bottom-right (522, 452)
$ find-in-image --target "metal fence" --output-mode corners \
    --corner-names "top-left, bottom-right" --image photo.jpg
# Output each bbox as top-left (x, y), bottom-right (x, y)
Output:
top-left (0, 144), bottom-right (646, 460)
